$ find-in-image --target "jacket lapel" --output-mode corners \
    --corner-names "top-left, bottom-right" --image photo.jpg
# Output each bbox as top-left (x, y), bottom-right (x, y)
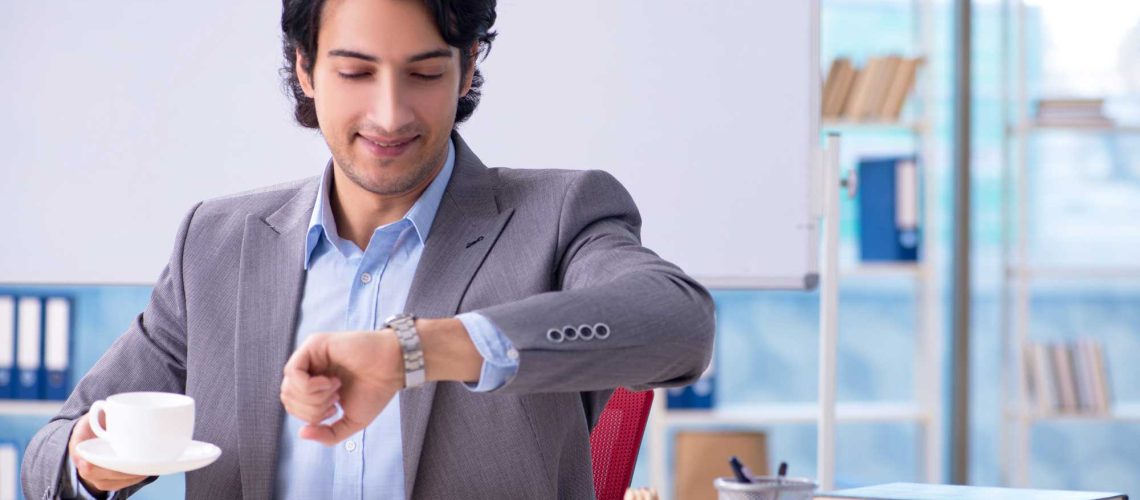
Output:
top-left (235, 179), bottom-right (318, 500)
top-left (400, 133), bottom-right (515, 498)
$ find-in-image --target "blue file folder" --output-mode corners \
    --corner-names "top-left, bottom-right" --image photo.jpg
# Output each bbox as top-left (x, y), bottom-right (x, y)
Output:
top-left (0, 296), bottom-right (14, 399)
top-left (16, 296), bottom-right (43, 400)
top-left (44, 297), bottom-right (73, 400)
top-left (858, 156), bottom-right (921, 262)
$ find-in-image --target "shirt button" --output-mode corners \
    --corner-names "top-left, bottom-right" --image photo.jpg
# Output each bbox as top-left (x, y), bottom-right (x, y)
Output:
top-left (345, 440), bottom-right (357, 452)
top-left (507, 349), bottom-right (519, 361)
top-left (360, 272), bottom-right (372, 284)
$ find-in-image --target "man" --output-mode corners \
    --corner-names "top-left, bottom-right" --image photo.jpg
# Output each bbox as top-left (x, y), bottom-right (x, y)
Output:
top-left (22, 0), bottom-right (715, 498)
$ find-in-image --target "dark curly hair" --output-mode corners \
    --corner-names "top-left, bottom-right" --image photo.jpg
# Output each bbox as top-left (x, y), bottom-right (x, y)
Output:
top-left (280, 0), bottom-right (497, 129)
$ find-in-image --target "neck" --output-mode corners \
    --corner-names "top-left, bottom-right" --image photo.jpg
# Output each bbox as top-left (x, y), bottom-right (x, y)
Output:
top-left (328, 163), bottom-right (442, 251)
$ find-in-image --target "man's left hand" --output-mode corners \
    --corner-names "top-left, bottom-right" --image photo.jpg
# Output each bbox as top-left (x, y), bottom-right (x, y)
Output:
top-left (280, 330), bottom-right (404, 445)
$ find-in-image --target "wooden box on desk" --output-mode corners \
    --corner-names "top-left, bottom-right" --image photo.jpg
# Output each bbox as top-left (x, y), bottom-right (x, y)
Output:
top-left (815, 483), bottom-right (1127, 500)
top-left (675, 431), bottom-right (768, 500)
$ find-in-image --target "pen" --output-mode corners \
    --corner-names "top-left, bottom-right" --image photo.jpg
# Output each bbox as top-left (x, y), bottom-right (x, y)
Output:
top-left (729, 456), bottom-right (753, 484)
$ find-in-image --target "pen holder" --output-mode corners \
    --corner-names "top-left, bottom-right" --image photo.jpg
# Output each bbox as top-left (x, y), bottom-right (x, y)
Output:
top-left (713, 476), bottom-right (816, 500)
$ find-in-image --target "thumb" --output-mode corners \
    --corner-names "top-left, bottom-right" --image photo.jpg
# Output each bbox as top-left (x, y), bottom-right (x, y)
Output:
top-left (74, 413), bottom-right (102, 442)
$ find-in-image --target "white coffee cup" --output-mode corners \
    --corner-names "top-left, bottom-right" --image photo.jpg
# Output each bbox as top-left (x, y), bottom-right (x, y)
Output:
top-left (88, 392), bottom-right (195, 462)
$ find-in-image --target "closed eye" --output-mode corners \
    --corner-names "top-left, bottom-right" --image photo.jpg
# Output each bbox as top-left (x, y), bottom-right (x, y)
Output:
top-left (413, 73), bottom-right (443, 80)
top-left (338, 72), bottom-right (370, 80)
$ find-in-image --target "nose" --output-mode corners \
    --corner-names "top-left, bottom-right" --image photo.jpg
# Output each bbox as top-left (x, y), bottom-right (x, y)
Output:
top-left (369, 70), bottom-right (415, 134)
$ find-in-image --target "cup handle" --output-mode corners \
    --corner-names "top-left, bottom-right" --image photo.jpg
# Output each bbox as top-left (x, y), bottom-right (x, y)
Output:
top-left (88, 400), bottom-right (110, 440)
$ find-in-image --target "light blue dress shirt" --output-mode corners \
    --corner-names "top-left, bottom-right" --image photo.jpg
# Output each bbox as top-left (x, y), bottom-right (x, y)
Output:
top-left (70, 138), bottom-right (519, 500)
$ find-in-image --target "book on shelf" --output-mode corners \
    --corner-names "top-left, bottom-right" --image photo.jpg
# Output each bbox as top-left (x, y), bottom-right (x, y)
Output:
top-left (815, 482), bottom-right (1127, 500)
top-left (1023, 338), bottom-right (1112, 415)
top-left (839, 58), bottom-right (873, 120)
top-left (1035, 97), bottom-right (1116, 127)
top-left (822, 57), bottom-right (856, 118)
top-left (823, 55), bottom-right (923, 123)
top-left (1052, 343), bottom-right (1078, 412)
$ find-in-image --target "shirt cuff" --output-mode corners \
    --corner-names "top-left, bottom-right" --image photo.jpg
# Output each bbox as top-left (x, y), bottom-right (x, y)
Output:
top-left (68, 454), bottom-right (115, 500)
top-left (456, 312), bottom-right (519, 392)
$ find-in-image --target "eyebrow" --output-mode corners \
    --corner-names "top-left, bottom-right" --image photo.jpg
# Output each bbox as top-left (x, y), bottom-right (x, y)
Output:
top-left (327, 48), bottom-right (453, 64)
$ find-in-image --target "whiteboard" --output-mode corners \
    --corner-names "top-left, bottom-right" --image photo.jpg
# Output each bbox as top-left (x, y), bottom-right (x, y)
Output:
top-left (0, 1), bottom-right (820, 289)
top-left (456, 0), bottom-right (822, 288)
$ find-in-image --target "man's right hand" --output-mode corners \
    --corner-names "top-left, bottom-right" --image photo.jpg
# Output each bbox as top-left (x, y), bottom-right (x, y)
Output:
top-left (69, 412), bottom-right (148, 495)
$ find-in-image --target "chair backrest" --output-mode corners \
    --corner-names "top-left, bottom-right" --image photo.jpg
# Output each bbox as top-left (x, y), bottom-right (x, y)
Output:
top-left (589, 388), bottom-right (655, 500)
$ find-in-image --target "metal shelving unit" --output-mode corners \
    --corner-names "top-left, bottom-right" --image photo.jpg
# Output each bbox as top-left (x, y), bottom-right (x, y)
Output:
top-left (999, 0), bottom-right (1140, 488)
top-left (645, 0), bottom-right (943, 496)
top-left (0, 400), bottom-right (66, 416)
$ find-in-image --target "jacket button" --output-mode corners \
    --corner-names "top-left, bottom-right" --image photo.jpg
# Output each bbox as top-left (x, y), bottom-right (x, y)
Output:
top-left (594, 323), bottom-right (611, 339)
top-left (578, 324), bottom-right (595, 340)
top-left (546, 328), bottom-right (564, 343)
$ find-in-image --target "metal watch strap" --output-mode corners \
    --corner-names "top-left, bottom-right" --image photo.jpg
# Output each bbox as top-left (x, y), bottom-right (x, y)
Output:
top-left (384, 313), bottom-right (425, 388)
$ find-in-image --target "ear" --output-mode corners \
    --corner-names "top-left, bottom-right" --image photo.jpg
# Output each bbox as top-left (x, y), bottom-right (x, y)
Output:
top-left (458, 42), bottom-right (478, 97)
top-left (295, 48), bottom-right (316, 98)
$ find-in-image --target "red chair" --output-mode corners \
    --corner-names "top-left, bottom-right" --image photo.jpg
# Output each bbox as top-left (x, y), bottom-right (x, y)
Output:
top-left (590, 388), bottom-right (655, 500)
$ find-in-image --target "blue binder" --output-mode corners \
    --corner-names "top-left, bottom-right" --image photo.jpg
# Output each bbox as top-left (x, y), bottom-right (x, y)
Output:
top-left (0, 296), bottom-right (14, 399)
top-left (0, 440), bottom-right (19, 500)
top-left (43, 297), bottom-right (73, 400)
top-left (667, 353), bottom-right (716, 409)
top-left (858, 156), bottom-right (921, 262)
top-left (15, 296), bottom-right (44, 400)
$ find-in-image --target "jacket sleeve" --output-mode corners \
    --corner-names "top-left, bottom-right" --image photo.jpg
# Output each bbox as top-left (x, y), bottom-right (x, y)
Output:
top-left (21, 203), bottom-right (201, 500)
top-left (476, 170), bottom-right (716, 393)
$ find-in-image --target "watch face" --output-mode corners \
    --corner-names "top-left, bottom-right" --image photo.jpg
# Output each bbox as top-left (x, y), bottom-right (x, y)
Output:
top-left (385, 313), bottom-right (415, 328)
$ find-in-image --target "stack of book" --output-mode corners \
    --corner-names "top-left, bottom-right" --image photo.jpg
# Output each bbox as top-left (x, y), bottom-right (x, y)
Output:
top-left (1035, 98), bottom-right (1115, 127)
top-left (822, 55), bottom-right (924, 123)
top-left (1023, 338), bottom-right (1112, 416)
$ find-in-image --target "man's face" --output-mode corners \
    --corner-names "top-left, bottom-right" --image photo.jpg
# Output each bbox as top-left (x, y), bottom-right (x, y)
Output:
top-left (297, 0), bottom-right (473, 196)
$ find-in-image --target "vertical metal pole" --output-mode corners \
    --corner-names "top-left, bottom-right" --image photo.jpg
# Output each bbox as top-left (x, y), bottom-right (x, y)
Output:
top-left (649, 388), bottom-right (668, 497)
top-left (950, 0), bottom-right (974, 486)
top-left (817, 133), bottom-right (841, 491)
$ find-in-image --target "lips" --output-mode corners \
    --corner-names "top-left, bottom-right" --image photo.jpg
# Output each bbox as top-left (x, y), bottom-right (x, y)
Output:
top-left (360, 134), bottom-right (416, 147)
top-left (358, 133), bottom-right (419, 158)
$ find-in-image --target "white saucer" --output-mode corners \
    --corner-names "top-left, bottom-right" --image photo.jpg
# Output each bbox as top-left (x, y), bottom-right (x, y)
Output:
top-left (75, 438), bottom-right (221, 476)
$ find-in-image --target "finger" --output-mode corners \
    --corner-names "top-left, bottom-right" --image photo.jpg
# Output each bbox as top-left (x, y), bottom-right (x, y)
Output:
top-left (282, 375), bottom-right (341, 402)
top-left (87, 476), bottom-right (148, 493)
top-left (280, 380), bottom-right (339, 412)
top-left (71, 416), bottom-right (92, 443)
top-left (76, 457), bottom-right (147, 484)
top-left (283, 395), bottom-right (340, 424)
top-left (298, 414), bottom-right (365, 446)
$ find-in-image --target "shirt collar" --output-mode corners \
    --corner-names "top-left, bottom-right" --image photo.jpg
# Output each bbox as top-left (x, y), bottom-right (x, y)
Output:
top-left (304, 138), bottom-right (456, 269)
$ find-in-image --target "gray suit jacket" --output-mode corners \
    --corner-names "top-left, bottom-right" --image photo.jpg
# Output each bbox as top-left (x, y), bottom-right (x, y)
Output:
top-left (23, 133), bottom-right (716, 500)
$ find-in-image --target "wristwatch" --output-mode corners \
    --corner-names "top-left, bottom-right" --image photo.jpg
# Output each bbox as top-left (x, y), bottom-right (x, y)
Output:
top-left (384, 313), bottom-right (425, 388)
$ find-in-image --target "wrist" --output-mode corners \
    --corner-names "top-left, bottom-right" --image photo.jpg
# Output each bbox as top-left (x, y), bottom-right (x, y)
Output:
top-left (416, 318), bottom-right (482, 384)
top-left (369, 329), bottom-right (407, 389)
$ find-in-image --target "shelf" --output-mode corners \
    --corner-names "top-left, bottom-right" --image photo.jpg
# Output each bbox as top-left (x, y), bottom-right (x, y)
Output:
top-left (661, 401), bottom-right (930, 426)
top-left (1006, 265), bottom-right (1140, 281)
top-left (841, 262), bottom-right (924, 279)
top-left (822, 120), bottom-right (925, 133)
top-left (1009, 122), bottom-right (1140, 135)
top-left (1010, 403), bottom-right (1140, 422)
top-left (0, 400), bottom-right (65, 416)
